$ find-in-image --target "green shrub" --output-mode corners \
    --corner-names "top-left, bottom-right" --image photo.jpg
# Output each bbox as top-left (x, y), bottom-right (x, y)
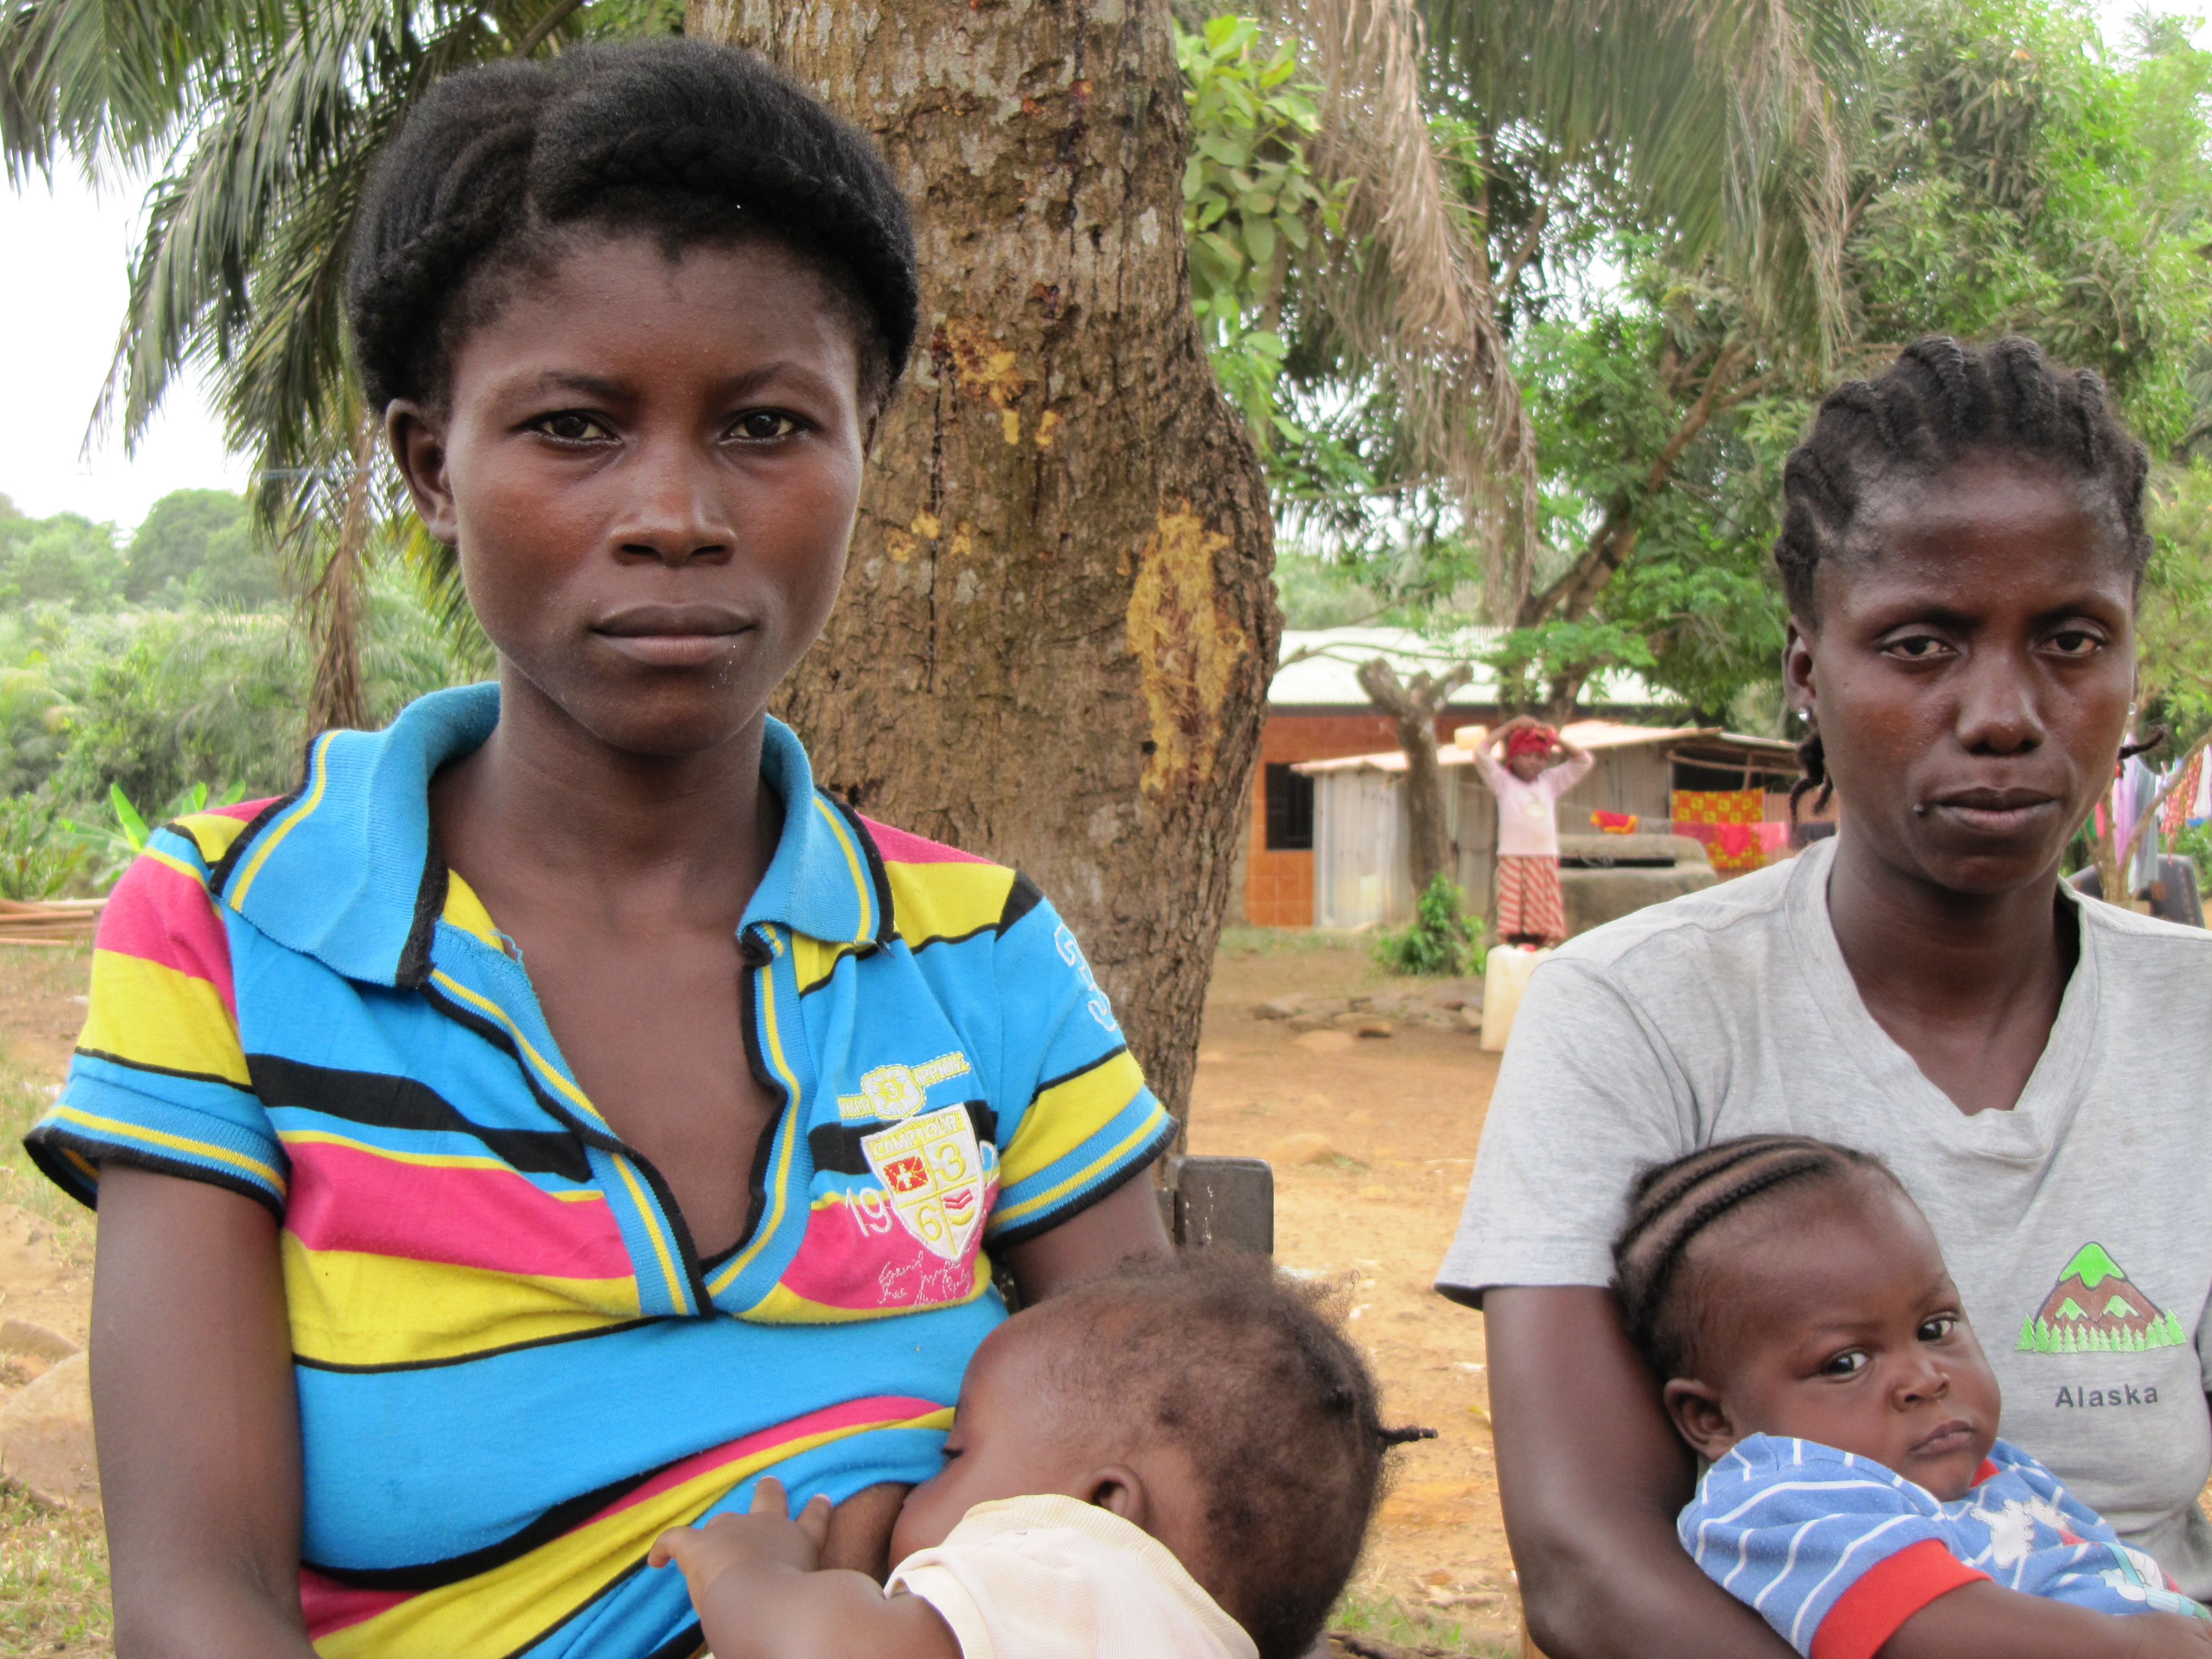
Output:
top-left (1373, 872), bottom-right (1484, 977)
top-left (0, 795), bottom-right (88, 900)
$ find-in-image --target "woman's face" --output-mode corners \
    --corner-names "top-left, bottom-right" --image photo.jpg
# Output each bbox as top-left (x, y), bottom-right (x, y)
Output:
top-left (389, 231), bottom-right (868, 758)
top-left (1786, 456), bottom-right (2137, 896)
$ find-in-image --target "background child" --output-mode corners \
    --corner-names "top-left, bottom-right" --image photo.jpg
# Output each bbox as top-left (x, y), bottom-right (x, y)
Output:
top-left (1472, 714), bottom-right (1592, 947)
top-left (651, 1255), bottom-right (1432, 1659)
top-left (1612, 1135), bottom-right (2212, 1659)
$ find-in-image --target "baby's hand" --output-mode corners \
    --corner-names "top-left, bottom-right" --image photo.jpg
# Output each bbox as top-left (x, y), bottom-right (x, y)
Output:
top-left (649, 1477), bottom-right (834, 1597)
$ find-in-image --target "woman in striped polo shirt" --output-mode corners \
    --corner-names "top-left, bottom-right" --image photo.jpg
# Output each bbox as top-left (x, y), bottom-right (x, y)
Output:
top-left (28, 43), bottom-right (1177, 1659)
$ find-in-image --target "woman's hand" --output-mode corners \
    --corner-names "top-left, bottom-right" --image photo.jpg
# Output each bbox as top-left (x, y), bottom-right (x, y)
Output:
top-left (91, 1164), bottom-right (316, 1659)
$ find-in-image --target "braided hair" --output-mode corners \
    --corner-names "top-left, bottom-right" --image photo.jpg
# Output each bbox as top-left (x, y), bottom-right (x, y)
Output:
top-left (1775, 336), bottom-right (2153, 815)
top-left (344, 40), bottom-right (918, 416)
top-left (1045, 1253), bottom-right (1431, 1659)
top-left (1611, 1135), bottom-right (1896, 1382)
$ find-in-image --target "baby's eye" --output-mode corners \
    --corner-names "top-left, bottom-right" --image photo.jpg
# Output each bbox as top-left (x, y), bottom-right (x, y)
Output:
top-left (732, 410), bottom-right (802, 442)
top-left (1918, 1314), bottom-right (1958, 1343)
top-left (1820, 1350), bottom-right (1870, 1376)
top-left (532, 411), bottom-right (610, 442)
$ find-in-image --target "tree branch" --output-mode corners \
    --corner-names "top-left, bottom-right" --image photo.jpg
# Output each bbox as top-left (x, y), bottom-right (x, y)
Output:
top-left (513, 0), bottom-right (586, 58)
top-left (1495, 197), bottom-right (1551, 301)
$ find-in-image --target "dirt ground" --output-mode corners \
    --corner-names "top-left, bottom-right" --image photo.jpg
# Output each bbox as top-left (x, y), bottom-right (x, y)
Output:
top-left (0, 934), bottom-right (1516, 1655)
top-left (1190, 937), bottom-right (1516, 1648)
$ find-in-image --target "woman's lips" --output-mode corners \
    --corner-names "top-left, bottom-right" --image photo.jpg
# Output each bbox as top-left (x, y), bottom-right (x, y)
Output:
top-left (1925, 790), bottom-right (2060, 837)
top-left (592, 604), bottom-right (751, 669)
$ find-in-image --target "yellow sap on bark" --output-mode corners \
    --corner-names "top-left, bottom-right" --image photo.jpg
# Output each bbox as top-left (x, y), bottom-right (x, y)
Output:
top-left (1480, 945), bottom-right (1554, 1051)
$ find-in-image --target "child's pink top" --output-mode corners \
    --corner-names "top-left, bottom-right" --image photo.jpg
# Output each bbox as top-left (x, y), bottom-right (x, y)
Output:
top-left (1474, 748), bottom-right (1593, 858)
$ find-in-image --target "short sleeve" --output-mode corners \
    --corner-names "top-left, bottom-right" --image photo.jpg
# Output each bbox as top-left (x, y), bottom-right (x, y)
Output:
top-left (983, 879), bottom-right (1173, 1247)
top-left (1681, 1441), bottom-right (1985, 1659)
top-left (24, 821), bottom-right (286, 1215)
top-left (1435, 956), bottom-right (1694, 1298)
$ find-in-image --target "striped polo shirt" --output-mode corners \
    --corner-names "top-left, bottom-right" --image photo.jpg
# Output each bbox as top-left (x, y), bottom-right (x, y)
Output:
top-left (27, 682), bottom-right (1172, 1659)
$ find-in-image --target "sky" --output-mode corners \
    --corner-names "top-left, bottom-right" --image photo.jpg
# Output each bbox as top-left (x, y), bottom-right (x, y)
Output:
top-left (0, 0), bottom-right (2195, 533)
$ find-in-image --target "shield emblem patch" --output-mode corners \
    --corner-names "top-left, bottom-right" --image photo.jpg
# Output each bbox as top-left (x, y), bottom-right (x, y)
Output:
top-left (860, 1105), bottom-right (991, 1263)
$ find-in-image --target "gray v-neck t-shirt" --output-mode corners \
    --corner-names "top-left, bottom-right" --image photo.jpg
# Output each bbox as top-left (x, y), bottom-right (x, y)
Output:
top-left (1439, 837), bottom-right (2212, 1594)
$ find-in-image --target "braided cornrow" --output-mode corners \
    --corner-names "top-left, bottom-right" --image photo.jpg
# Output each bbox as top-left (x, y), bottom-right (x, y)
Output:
top-left (1612, 1135), bottom-right (1893, 1381)
top-left (1776, 335), bottom-right (2151, 624)
top-left (345, 40), bottom-right (917, 415)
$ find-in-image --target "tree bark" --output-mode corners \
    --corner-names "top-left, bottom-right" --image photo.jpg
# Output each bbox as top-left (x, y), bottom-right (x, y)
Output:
top-left (1355, 658), bottom-right (1472, 898)
top-left (690, 0), bottom-right (1280, 1135)
top-left (305, 413), bottom-right (374, 735)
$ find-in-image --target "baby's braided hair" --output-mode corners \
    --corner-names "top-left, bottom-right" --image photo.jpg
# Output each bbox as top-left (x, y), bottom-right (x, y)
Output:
top-left (1775, 336), bottom-right (2153, 816)
top-left (345, 39), bottom-right (917, 415)
top-left (1611, 1135), bottom-right (1895, 1381)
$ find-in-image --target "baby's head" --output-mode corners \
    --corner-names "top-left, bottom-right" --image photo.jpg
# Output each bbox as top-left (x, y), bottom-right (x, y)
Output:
top-left (891, 1254), bottom-right (1422, 1659)
top-left (1611, 1135), bottom-right (2001, 1500)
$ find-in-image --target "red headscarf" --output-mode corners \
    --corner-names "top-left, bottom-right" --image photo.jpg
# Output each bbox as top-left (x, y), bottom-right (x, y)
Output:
top-left (1506, 724), bottom-right (1557, 759)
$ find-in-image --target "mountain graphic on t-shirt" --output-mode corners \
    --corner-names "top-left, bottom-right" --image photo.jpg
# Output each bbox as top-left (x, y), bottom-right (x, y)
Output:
top-left (2018, 1243), bottom-right (2187, 1354)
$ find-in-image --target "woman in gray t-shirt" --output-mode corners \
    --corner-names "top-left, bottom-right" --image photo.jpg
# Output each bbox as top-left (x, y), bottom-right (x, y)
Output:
top-left (1441, 336), bottom-right (2212, 1659)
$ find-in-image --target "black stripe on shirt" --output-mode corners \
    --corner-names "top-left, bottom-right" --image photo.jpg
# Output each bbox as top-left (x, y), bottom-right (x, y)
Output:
top-left (246, 1052), bottom-right (592, 1182)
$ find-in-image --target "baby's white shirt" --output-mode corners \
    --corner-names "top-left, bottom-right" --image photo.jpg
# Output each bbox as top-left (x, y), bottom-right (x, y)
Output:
top-left (885, 1494), bottom-right (1259, 1659)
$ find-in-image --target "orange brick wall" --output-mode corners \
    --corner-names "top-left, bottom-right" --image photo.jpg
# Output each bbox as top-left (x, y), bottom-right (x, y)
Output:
top-left (1243, 709), bottom-right (1477, 926)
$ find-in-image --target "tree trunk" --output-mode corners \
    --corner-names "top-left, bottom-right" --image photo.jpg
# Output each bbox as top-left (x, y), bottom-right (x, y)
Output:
top-left (1355, 658), bottom-right (1472, 898)
top-left (305, 413), bottom-right (375, 734)
top-left (690, 0), bottom-right (1280, 1135)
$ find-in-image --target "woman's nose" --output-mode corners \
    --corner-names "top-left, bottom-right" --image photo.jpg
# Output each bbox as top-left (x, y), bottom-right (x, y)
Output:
top-left (1954, 648), bottom-right (2046, 754)
top-left (613, 437), bottom-right (736, 566)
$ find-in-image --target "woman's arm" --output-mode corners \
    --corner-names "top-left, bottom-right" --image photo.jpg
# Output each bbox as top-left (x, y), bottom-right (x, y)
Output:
top-left (1485, 1287), bottom-right (1792, 1659)
top-left (1881, 1582), bottom-right (2212, 1659)
top-left (1001, 1174), bottom-right (1170, 1304)
top-left (91, 1164), bottom-right (315, 1659)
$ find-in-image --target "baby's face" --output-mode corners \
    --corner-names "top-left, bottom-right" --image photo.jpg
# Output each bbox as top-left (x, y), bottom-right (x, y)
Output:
top-left (1666, 1177), bottom-right (2002, 1501)
top-left (889, 1314), bottom-right (1103, 1563)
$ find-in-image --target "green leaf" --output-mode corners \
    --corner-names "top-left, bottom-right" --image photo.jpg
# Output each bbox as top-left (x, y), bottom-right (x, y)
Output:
top-left (109, 784), bottom-right (150, 853)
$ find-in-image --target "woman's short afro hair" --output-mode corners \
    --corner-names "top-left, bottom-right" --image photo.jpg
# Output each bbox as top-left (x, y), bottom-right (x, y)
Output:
top-left (344, 39), bottom-right (919, 414)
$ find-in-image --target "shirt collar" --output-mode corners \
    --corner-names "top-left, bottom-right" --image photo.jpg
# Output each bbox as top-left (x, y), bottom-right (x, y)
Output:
top-left (217, 683), bottom-right (891, 988)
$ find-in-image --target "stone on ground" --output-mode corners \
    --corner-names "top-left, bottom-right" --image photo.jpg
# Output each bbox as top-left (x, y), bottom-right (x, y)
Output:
top-left (0, 1349), bottom-right (96, 1507)
top-left (1292, 1028), bottom-right (1355, 1053)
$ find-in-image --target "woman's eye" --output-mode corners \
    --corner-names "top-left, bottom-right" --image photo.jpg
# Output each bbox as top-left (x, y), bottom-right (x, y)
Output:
top-left (1881, 634), bottom-right (1949, 661)
top-left (1821, 1350), bottom-right (1870, 1376)
top-left (533, 412), bottom-right (608, 442)
top-left (732, 410), bottom-right (802, 442)
top-left (1919, 1315), bottom-right (1958, 1342)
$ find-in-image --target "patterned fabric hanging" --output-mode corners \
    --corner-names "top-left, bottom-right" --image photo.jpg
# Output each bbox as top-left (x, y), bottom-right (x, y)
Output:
top-left (1671, 789), bottom-right (1768, 876)
top-left (2163, 750), bottom-right (2204, 841)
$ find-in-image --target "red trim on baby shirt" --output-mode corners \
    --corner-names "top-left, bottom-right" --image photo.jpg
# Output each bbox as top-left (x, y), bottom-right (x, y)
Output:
top-left (1809, 1539), bottom-right (1990, 1659)
top-left (1971, 1459), bottom-right (2000, 1488)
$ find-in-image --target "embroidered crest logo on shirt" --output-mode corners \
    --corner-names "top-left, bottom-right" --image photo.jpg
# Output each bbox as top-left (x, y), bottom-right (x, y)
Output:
top-left (2018, 1242), bottom-right (2187, 1354)
top-left (837, 1052), bottom-right (973, 1123)
top-left (861, 1105), bottom-right (989, 1262)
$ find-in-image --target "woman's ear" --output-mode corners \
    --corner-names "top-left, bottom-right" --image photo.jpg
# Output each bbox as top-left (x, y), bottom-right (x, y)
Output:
top-left (1662, 1379), bottom-right (1741, 1463)
top-left (1080, 1465), bottom-right (1149, 1531)
top-left (386, 400), bottom-right (459, 546)
top-left (1783, 617), bottom-right (1817, 717)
